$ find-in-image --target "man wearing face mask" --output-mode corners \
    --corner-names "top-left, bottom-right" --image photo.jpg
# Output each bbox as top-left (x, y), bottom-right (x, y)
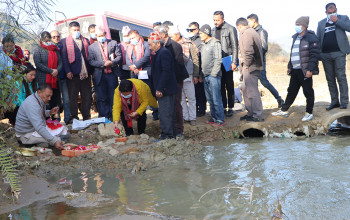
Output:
top-left (33, 31), bottom-right (63, 118)
top-left (272, 16), bottom-right (320, 122)
top-left (317, 2), bottom-right (350, 110)
top-left (125, 30), bottom-right (152, 86)
top-left (119, 26), bottom-right (131, 80)
top-left (61, 21), bottom-right (93, 121)
top-left (88, 26), bottom-right (121, 120)
top-left (88, 24), bottom-right (97, 45)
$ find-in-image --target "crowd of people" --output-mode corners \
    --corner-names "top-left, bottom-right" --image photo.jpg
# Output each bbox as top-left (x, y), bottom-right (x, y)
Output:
top-left (0, 2), bottom-right (349, 147)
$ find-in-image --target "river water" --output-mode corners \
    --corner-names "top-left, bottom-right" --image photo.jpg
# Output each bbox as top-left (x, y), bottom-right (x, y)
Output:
top-left (4, 136), bottom-right (350, 219)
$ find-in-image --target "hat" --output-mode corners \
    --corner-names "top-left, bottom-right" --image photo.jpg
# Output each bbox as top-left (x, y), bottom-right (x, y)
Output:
top-left (325, 2), bottom-right (336, 10)
top-left (149, 32), bottom-right (161, 41)
top-left (296, 16), bottom-right (309, 28)
top-left (200, 24), bottom-right (211, 36)
top-left (168, 26), bottom-right (180, 35)
top-left (122, 26), bottom-right (131, 36)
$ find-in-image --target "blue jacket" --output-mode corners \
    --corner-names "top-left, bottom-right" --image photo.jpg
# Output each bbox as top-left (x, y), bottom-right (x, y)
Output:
top-left (125, 41), bottom-right (152, 78)
top-left (151, 47), bottom-right (178, 96)
top-left (60, 37), bottom-right (93, 76)
top-left (88, 39), bottom-right (122, 86)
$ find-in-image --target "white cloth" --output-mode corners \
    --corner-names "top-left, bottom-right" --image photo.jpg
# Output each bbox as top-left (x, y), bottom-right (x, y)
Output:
top-left (72, 117), bottom-right (106, 130)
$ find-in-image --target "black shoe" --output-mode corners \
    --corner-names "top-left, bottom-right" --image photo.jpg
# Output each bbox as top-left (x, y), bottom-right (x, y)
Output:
top-left (246, 117), bottom-right (264, 122)
top-left (240, 115), bottom-right (252, 121)
top-left (340, 104), bottom-right (348, 109)
top-left (226, 109), bottom-right (234, 118)
top-left (326, 103), bottom-right (340, 111)
top-left (197, 112), bottom-right (206, 117)
top-left (278, 99), bottom-right (285, 109)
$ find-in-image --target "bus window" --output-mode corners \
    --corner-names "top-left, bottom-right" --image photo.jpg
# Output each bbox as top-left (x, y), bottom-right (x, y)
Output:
top-left (110, 28), bottom-right (121, 43)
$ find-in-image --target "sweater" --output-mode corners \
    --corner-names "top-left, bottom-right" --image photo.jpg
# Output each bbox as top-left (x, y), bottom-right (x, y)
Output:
top-left (112, 79), bottom-right (158, 122)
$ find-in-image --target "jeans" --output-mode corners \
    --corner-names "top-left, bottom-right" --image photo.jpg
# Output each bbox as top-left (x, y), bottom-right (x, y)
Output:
top-left (260, 61), bottom-right (282, 102)
top-left (204, 75), bottom-right (225, 122)
top-left (59, 79), bottom-right (71, 124)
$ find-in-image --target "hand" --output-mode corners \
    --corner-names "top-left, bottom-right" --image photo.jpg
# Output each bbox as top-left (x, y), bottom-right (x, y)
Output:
top-left (129, 65), bottom-right (135, 71)
top-left (54, 141), bottom-right (64, 150)
top-left (330, 15), bottom-right (338, 23)
top-left (104, 61), bottom-right (113, 67)
top-left (305, 71), bottom-right (312, 78)
top-left (52, 69), bottom-right (58, 77)
top-left (231, 63), bottom-right (237, 71)
top-left (156, 90), bottom-right (163, 98)
top-left (114, 121), bottom-right (119, 131)
top-left (67, 72), bottom-right (73, 80)
top-left (193, 77), bottom-right (198, 84)
top-left (134, 69), bottom-right (139, 75)
top-left (128, 112), bottom-right (139, 118)
top-left (198, 77), bottom-right (203, 83)
top-left (50, 106), bottom-right (59, 115)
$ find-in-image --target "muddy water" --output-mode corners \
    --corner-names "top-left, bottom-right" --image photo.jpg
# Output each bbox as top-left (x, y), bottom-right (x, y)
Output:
top-left (5, 136), bottom-right (350, 219)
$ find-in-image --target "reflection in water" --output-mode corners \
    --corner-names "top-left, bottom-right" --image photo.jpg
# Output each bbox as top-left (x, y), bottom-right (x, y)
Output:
top-left (3, 136), bottom-right (350, 219)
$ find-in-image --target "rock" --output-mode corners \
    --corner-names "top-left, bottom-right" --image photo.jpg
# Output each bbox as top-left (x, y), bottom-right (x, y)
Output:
top-left (61, 157), bottom-right (70, 162)
top-left (115, 142), bottom-right (125, 146)
top-left (98, 123), bottom-right (116, 136)
top-left (154, 153), bottom-right (166, 162)
top-left (140, 134), bottom-right (149, 140)
top-left (109, 149), bottom-right (118, 156)
top-left (99, 138), bottom-right (115, 148)
top-left (126, 138), bottom-right (137, 145)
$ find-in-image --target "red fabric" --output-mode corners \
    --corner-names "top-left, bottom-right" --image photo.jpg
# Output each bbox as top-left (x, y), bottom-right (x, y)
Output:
top-left (40, 42), bottom-right (59, 89)
top-left (148, 32), bottom-right (161, 41)
top-left (120, 83), bottom-right (139, 128)
top-left (126, 37), bottom-right (144, 68)
top-left (89, 38), bottom-right (97, 45)
top-left (66, 35), bottom-right (89, 64)
top-left (97, 41), bottom-right (112, 74)
top-left (46, 119), bottom-right (63, 130)
top-left (2, 45), bottom-right (27, 66)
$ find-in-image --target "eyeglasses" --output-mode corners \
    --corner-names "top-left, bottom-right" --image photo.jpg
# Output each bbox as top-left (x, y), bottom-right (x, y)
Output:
top-left (186, 28), bottom-right (197, 32)
top-left (52, 36), bottom-right (60, 39)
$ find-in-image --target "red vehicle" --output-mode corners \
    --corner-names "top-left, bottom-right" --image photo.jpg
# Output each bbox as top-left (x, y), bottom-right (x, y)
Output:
top-left (54, 11), bottom-right (153, 42)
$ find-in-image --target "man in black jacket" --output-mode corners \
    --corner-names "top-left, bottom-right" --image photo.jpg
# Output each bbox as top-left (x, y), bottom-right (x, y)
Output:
top-left (247, 14), bottom-right (284, 108)
top-left (272, 16), bottom-right (320, 122)
top-left (158, 26), bottom-right (189, 138)
top-left (212, 11), bottom-right (238, 118)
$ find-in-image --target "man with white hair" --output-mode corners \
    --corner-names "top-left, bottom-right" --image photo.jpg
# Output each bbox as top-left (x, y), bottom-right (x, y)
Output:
top-left (168, 26), bottom-right (199, 126)
top-left (119, 26), bottom-right (131, 80)
top-left (88, 26), bottom-right (122, 120)
top-left (158, 25), bottom-right (188, 138)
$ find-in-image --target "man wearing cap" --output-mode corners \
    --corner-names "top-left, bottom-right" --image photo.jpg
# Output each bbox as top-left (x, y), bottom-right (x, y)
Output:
top-left (88, 26), bottom-right (122, 120)
top-left (168, 26), bottom-right (199, 126)
top-left (247, 14), bottom-right (285, 109)
top-left (317, 2), bottom-right (350, 110)
top-left (212, 11), bottom-right (238, 118)
top-left (187, 21), bottom-right (207, 118)
top-left (236, 18), bottom-right (264, 122)
top-left (148, 32), bottom-right (178, 141)
top-left (272, 16), bottom-right (320, 122)
top-left (199, 24), bottom-right (225, 126)
top-left (158, 25), bottom-right (189, 138)
top-left (119, 26), bottom-right (131, 80)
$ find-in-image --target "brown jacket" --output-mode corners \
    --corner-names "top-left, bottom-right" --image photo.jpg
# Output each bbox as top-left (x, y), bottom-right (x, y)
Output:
top-left (238, 27), bottom-right (263, 73)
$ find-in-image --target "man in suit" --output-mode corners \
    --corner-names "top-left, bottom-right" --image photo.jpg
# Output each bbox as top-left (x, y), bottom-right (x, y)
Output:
top-left (60, 21), bottom-right (93, 121)
top-left (148, 32), bottom-right (178, 141)
top-left (158, 25), bottom-right (189, 138)
top-left (317, 2), bottom-right (350, 110)
top-left (88, 26), bottom-right (122, 120)
top-left (212, 11), bottom-right (239, 118)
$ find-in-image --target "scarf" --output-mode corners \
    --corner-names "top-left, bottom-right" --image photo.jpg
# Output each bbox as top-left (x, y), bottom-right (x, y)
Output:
top-left (23, 79), bottom-right (38, 98)
top-left (178, 38), bottom-right (191, 58)
top-left (127, 38), bottom-right (144, 68)
top-left (40, 42), bottom-right (59, 89)
top-left (66, 34), bottom-right (89, 64)
top-left (3, 45), bottom-right (27, 66)
top-left (97, 41), bottom-right (112, 74)
top-left (89, 38), bottom-right (97, 45)
top-left (120, 83), bottom-right (139, 128)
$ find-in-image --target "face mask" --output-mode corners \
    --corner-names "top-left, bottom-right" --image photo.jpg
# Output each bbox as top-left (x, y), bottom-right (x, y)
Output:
top-left (123, 37), bottom-right (130, 43)
top-left (327, 13), bottom-right (337, 20)
top-left (43, 42), bottom-right (53, 46)
top-left (188, 33), bottom-right (194, 38)
top-left (121, 93), bottom-right (132, 99)
top-left (130, 38), bottom-right (138, 46)
top-left (90, 33), bottom-right (96, 39)
top-left (72, 31), bottom-right (80, 39)
top-left (295, 25), bottom-right (303, 34)
top-left (98, 36), bottom-right (106, 43)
